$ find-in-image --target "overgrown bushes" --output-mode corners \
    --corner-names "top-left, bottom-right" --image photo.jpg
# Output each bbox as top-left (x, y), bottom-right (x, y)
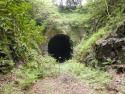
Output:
top-left (75, 0), bottom-right (125, 67)
top-left (0, 0), bottom-right (44, 73)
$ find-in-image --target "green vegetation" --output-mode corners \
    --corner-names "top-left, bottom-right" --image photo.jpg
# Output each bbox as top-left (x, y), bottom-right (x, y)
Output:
top-left (0, 0), bottom-right (45, 73)
top-left (60, 60), bottom-right (111, 87)
top-left (3, 59), bottom-right (111, 94)
top-left (75, 0), bottom-right (125, 61)
top-left (14, 55), bottom-right (58, 88)
top-left (0, 0), bottom-right (125, 94)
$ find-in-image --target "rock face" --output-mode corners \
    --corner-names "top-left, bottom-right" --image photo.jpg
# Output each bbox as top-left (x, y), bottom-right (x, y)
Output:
top-left (95, 23), bottom-right (125, 64)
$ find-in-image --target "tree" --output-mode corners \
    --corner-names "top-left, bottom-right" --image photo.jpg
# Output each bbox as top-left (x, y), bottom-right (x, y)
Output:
top-left (54, 0), bottom-right (82, 10)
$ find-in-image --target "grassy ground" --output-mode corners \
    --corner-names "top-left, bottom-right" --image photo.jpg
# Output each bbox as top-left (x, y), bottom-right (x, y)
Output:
top-left (0, 58), bottom-right (113, 94)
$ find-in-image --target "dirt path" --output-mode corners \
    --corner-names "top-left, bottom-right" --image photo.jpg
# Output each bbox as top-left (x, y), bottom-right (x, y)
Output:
top-left (26, 69), bottom-right (125, 94)
top-left (27, 73), bottom-right (94, 94)
top-left (1, 66), bottom-right (125, 94)
top-left (106, 68), bottom-right (125, 94)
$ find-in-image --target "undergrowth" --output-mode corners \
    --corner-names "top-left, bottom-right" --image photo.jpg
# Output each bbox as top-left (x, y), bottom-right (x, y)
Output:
top-left (15, 55), bottom-right (58, 89)
top-left (2, 58), bottom-right (111, 94)
top-left (59, 59), bottom-right (111, 88)
top-left (1, 0), bottom-right (125, 94)
top-left (75, 0), bottom-right (125, 62)
top-left (2, 55), bottom-right (58, 94)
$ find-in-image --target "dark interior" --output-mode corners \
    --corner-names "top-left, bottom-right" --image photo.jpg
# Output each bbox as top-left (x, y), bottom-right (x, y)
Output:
top-left (48, 34), bottom-right (73, 62)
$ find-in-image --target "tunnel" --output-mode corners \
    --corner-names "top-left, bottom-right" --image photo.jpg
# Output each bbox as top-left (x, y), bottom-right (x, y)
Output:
top-left (48, 34), bottom-right (73, 63)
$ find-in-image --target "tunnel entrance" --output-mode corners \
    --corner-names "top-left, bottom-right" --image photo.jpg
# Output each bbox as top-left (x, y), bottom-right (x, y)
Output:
top-left (48, 34), bottom-right (73, 62)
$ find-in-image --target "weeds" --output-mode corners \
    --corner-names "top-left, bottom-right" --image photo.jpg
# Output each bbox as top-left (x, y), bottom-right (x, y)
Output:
top-left (14, 55), bottom-right (58, 89)
top-left (59, 59), bottom-right (111, 88)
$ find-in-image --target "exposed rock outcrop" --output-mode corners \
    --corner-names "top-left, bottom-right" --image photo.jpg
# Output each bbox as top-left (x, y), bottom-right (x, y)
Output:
top-left (95, 23), bottom-right (125, 64)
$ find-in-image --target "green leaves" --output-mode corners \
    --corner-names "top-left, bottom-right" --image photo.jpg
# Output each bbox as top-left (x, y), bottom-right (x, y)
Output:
top-left (0, 0), bottom-right (45, 73)
top-left (8, 1), bottom-right (32, 16)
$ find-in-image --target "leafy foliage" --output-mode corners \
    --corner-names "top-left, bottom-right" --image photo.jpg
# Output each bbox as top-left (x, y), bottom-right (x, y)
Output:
top-left (0, 0), bottom-right (44, 73)
top-left (1, 0), bottom-right (125, 93)
top-left (15, 55), bottom-right (58, 89)
top-left (75, 0), bottom-right (125, 63)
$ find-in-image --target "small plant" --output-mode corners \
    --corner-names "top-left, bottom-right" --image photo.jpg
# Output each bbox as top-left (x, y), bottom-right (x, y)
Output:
top-left (59, 59), bottom-right (111, 88)
top-left (14, 55), bottom-right (58, 89)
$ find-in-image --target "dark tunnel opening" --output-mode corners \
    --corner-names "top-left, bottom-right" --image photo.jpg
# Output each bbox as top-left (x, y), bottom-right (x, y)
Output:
top-left (48, 34), bottom-right (73, 63)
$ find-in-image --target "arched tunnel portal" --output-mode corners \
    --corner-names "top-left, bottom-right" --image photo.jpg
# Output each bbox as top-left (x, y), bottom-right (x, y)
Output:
top-left (48, 34), bottom-right (73, 62)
